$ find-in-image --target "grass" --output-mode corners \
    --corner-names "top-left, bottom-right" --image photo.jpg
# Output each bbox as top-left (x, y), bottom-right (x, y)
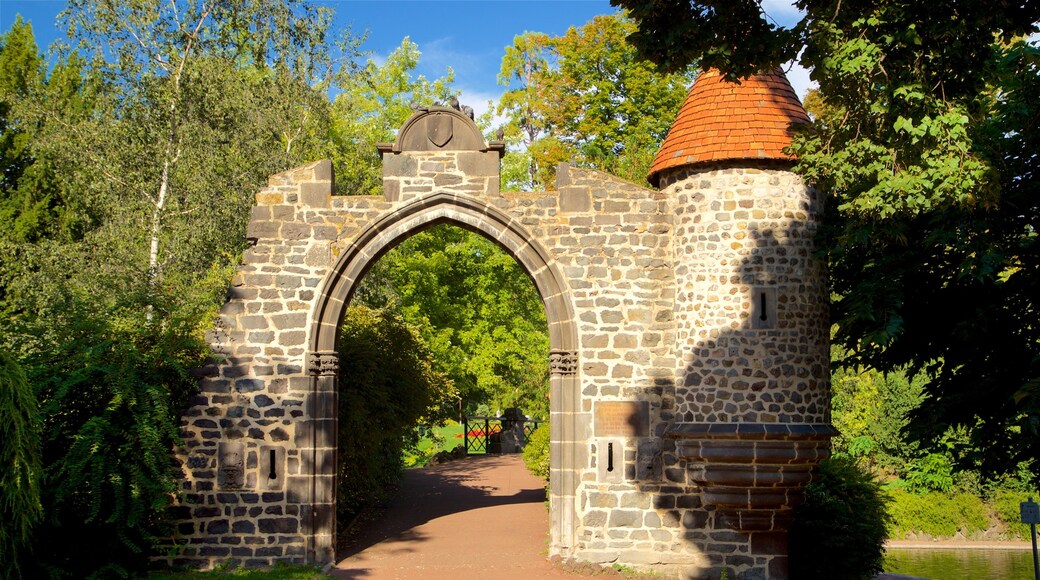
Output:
top-left (148, 562), bottom-right (325, 579)
top-left (403, 421), bottom-right (466, 467)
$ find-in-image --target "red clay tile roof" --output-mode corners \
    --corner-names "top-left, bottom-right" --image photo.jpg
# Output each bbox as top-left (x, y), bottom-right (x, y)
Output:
top-left (648, 69), bottom-right (810, 187)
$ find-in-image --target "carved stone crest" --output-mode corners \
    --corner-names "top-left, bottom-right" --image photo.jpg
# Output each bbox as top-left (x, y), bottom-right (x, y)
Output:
top-left (549, 350), bottom-right (578, 375)
top-left (218, 442), bottom-right (245, 489)
top-left (307, 351), bottom-right (340, 376)
top-left (427, 114), bottom-right (453, 148)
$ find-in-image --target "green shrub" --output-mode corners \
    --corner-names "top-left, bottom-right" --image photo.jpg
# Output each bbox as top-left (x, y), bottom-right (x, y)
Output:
top-left (887, 489), bottom-right (989, 538)
top-left (522, 422), bottom-right (550, 482)
top-left (993, 489), bottom-right (1040, 540)
top-left (788, 457), bottom-right (890, 580)
top-left (905, 453), bottom-right (955, 493)
top-left (0, 350), bottom-right (42, 580)
top-left (336, 306), bottom-right (455, 526)
top-left (10, 278), bottom-right (221, 579)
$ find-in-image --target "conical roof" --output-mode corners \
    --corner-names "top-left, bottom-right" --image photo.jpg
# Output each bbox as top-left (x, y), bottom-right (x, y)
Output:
top-left (648, 69), bottom-right (809, 187)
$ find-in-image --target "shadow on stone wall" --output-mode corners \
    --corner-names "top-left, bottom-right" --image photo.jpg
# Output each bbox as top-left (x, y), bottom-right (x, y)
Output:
top-left (621, 211), bottom-right (829, 579)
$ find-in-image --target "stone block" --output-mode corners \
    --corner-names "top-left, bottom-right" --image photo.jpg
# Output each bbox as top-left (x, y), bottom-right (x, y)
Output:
top-left (457, 151), bottom-right (498, 177)
top-left (285, 475), bottom-right (310, 504)
top-left (207, 519), bottom-right (229, 534)
top-left (608, 509), bottom-right (642, 528)
top-left (383, 179), bottom-right (401, 202)
top-left (258, 517), bottom-right (298, 534)
top-left (246, 220), bottom-right (280, 240)
top-left (232, 520), bottom-right (255, 534)
top-left (291, 422), bottom-right (334, 451)
top-left (383, 154), bottom-right (417, 178)
top-left (750, 531), bottom-right (787, 555)
top-left (271, 313), bottom-right (306, 330)
top-left (299, 182), bottom-right (330, 207)
top-left (559, 186), bottom-right (590, 213)
top-left (280, 223), bottom-right (311, 241)
top-left (434, 173), bottom-right (464, 187)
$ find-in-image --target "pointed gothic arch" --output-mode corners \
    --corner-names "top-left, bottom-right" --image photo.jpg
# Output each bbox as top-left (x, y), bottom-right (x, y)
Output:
top-left (303, 192), bottom-right (581, 562)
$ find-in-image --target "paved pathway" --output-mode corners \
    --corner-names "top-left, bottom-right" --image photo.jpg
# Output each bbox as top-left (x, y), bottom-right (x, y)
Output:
top-left (330, 454), bottom-right (585, 580)
top-left (328, 454), bottom-right (951, 580)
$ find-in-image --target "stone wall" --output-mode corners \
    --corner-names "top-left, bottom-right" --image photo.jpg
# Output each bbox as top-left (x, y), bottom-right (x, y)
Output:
top-left (162, 107), bottom-right (832, 579)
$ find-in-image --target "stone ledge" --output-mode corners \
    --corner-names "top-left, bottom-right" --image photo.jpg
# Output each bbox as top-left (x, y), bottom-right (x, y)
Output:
top-left (669, 423), bottom-right (835, 532)
top-left (666, 422), bottom-right (837, 440)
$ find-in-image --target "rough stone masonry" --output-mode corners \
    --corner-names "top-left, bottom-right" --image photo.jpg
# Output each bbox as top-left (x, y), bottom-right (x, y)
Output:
top-left (162, 69), bottom-right (833, 580)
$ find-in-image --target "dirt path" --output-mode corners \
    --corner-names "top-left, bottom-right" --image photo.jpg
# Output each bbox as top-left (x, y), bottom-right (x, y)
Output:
top-left (329, 454), bottom-right (589, 580)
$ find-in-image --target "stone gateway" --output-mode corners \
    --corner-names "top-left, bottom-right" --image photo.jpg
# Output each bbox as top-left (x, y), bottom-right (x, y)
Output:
top-left (164, 69), bottom-right (833, 579)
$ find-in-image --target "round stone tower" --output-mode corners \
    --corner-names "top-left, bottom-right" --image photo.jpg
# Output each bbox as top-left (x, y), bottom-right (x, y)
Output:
top-left (651, 70), bottom-right (833, 578)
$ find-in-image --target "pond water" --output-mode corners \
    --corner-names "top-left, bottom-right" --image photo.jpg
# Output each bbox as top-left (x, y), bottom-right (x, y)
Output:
top-left (884, 548), bottom-right (1038, 579)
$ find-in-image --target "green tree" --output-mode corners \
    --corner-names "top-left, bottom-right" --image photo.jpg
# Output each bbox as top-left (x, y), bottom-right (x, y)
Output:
top-left (615, 0), bottom-right (1040, 480)
top-left (336, 306), bottom-right (455, 524)
top-left (56, 0), bottom-right (345, 294)
top-left (831, 348), bottom-right (928, 475)
top-left (356, 225), bottom-right (550, 419)
top-left (0, 18), bottom-right (96, 246)
top-left (0, 2), bottom-right (358, 575)
top-left (0, 350), bottom-right (41, 580)
top-left (331, 37), bottom-right (455, 196)
top-left (497, 13), bottom-right (693, 189)
top-left (788, 457), bottom-right (890, 580)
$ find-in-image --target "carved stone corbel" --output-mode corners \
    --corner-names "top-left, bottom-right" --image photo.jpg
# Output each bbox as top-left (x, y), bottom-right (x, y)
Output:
top-left (307, 351), bottom-right (340, 376)
top-left (549, 350), bottom-right (578, 376)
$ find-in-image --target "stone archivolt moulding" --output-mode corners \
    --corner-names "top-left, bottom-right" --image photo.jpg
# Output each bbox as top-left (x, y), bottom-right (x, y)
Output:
top-left (669, 423), bottom-right (837, 531)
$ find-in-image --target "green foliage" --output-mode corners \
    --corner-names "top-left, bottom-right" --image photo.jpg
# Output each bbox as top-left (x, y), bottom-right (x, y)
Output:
top-left (886, 489), bottom-right (989, 539)
top-left (50, 0), bottom-right (350, 295)
top-left (905, 453), bottom-right (955, 494)
top-left (993, 490), bottom-right (1040, 541)
top-left (0, 350), bottom-right (41, 580)
top-left (788, 457), bottom-right (890, 580)
top-left (521, 422), bottom-right (550, 482)
top-left (830, 349), bottom-right (927, 474)
top-left (356, 225), bottom-right (550, 418)
top-left (336, 306), bottom-right (456, 524)
top-left (330, 38), bottom-right (454, 196)
top-left (0, 18), bottom-right (96, 246)
top-left (0, 3), bottom-right (352, 576)
top-left (497, 13), bottom-right (693, 189)
top-left (617, 0), bottom-right (1040, 483)
top-left (147, 561), bottom-right (324, 579)
top-left (11, 271), bottom-right (226, 579)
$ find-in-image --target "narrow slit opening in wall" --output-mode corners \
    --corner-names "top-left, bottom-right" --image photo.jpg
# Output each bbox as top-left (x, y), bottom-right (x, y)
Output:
top-left (752, 286), bottom-right (777, 329)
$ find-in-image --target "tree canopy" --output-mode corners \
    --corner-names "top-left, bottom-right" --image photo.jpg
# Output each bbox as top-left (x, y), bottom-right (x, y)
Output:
top-left (615, 0), bottom-right (1040, 479)
top-left (497, 13), bottom-right (693, 189)
top-left (0, 4), bottom-right (360, 575)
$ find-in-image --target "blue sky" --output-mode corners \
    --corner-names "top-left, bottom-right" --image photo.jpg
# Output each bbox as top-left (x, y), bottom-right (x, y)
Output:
top-left (0, 0), bottom-right (812, 117)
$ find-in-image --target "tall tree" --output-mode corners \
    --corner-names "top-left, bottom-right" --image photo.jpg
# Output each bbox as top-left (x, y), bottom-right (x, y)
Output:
top-left (615, 0), bottom-right (1040, 479)
top-left (0, 4), bottom-right (361, 576)
top-left (356, 225), bottom-right (550, 419)
top-left (331, 37), bottom-right (455, 196)
top-left (0, 17), bottom-right (95, 246)
top-left (497, 13), bottom-right (693, 190)
top-left (56, 0), bottom-right (346, 293)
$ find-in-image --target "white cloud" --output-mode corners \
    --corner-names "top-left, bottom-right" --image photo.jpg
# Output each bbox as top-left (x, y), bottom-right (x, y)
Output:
top-left (419, 36), bottom-right (483, 78)
top-left (457, 87), bottom-right (506, 130)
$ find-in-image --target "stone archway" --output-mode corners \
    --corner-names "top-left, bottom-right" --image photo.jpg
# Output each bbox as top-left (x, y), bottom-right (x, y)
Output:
top-left (167, 92), bottom-right (833, 579)
top-left (303, 191), bottom-right (581, 563)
